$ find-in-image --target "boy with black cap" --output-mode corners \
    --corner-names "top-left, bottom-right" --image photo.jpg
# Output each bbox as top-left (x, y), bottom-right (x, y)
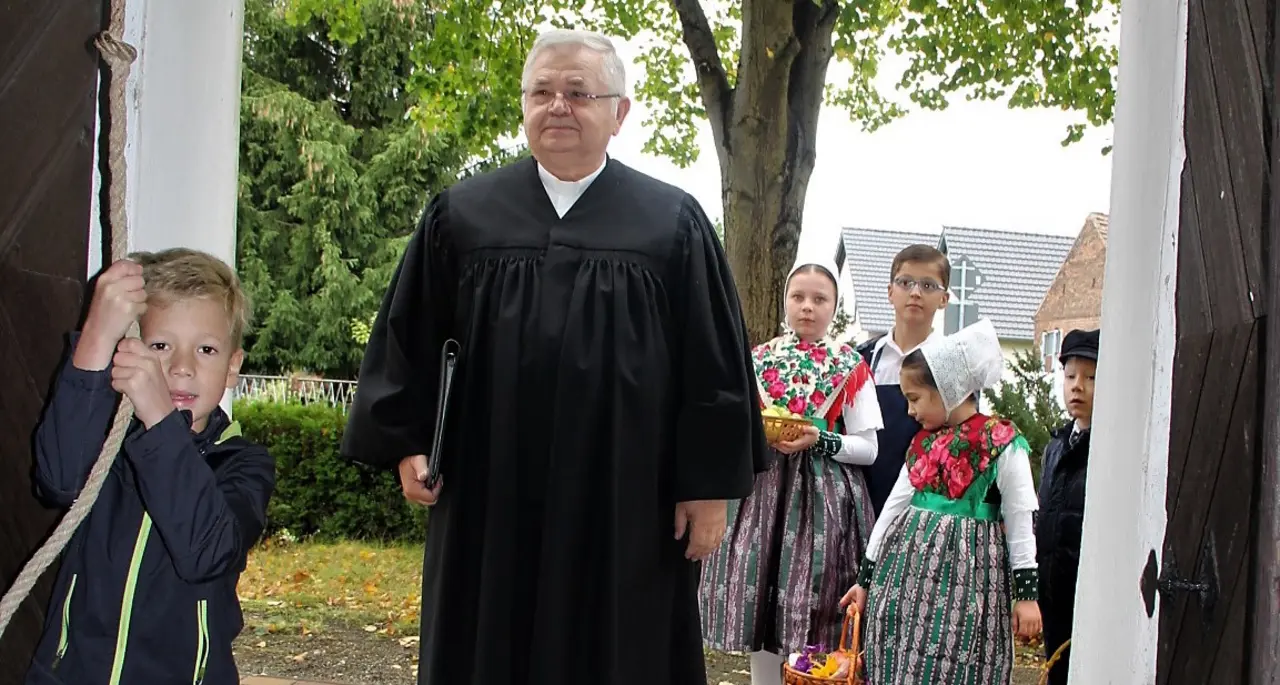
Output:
top-left (1035, 328), bottom-right (1099, 685)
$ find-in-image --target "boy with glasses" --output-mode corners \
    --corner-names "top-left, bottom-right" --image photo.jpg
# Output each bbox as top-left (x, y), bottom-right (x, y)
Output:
top-left (856, 244), bottom-right (952, 514)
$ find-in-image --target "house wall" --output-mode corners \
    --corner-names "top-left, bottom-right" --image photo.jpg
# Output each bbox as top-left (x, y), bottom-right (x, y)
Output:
top-left (998, 338), bottom-right (1035, 384)
top-left (1037, 315), bottom-right (1104, 341)
top-left (1034, 216), bottom-right (1108, 354)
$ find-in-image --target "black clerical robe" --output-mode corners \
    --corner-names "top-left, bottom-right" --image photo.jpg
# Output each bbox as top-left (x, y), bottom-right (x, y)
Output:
top-left (342, 157), bottom-right (767, 685)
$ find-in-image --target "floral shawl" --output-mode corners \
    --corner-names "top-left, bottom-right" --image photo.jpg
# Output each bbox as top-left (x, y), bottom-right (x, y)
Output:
top-left (906, 414), bottom-right (1020, 499)
top-left (753, 333), bottom-right (872, 428)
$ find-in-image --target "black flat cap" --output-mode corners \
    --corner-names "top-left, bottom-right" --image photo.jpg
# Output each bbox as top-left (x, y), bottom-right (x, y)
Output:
top-left (1060, 328), bottom-right (1100, 364)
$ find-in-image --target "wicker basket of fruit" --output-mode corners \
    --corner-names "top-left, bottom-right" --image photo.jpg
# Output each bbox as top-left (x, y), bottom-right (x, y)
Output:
top-left (761, 405), bottom-right (811, 444)
top-left (781, 605), bottom-right (863, 684)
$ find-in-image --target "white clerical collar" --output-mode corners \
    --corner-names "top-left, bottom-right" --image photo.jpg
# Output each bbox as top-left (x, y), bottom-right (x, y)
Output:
top-left (537, 158), bottom-right (608, 218)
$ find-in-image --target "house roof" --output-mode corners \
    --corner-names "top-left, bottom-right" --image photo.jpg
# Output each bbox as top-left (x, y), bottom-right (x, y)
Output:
top-left (938, 225), bottom-right (1075, 340)
top-left (840, 224), bottom-right (1075, 341)
top-left (842, 227), bottom-right (941, 335)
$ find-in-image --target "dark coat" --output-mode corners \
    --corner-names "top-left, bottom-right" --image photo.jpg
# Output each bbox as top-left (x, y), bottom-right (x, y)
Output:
top-left (24, 345), bottom-right (274, 685)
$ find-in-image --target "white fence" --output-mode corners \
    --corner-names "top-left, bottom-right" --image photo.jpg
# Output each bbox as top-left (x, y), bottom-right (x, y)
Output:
top-left (234, 374), bottom-right (357, 409)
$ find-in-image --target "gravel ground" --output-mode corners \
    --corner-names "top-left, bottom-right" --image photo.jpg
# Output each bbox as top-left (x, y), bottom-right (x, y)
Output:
top-left (234, 623), bottom-right (1043, 684)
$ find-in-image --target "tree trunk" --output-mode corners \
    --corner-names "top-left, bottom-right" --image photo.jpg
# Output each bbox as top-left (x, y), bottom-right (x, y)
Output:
top-left (672, 0), bottom-right (839, 344)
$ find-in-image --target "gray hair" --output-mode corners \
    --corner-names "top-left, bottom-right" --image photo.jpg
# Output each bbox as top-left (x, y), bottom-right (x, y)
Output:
top-left (521, 29), bottom-right (627, 96)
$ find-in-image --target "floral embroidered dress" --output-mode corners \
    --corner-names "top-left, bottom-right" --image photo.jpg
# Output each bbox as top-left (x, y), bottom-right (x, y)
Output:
top-left (858, 414), bottom-right (1039, 685)
top-left (699, 332), bottom-right (882, 654)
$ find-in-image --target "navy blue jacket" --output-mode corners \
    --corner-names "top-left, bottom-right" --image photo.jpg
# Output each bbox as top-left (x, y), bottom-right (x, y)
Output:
top-left (23, 347), bottom-right (274, 685)
top-left (1036, 422), bottom-right (1090, 612)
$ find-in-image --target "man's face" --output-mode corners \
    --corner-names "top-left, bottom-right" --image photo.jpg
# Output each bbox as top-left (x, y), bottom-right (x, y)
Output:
top-left (888, 260), bottom-right (950, 327)
top-left (1063, 356), bottom-right (1097, 423)
top-left (139, 296), bottom-right (244, 434)
top-left (522, 45), bottom-right (629, 164)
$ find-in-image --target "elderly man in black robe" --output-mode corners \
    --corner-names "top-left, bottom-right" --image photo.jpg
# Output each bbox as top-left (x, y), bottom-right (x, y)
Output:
top-left (341, 28), bottom-right (767, 685)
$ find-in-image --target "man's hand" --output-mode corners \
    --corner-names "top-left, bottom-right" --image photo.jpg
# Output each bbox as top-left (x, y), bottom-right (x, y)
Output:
top-left (398, 454), bottom-right (442, 506)
top-left (76, 259), bottom-right (148, 370)
top-left (775, 425), bottom-right (819, 455)
top-left (674, 499), bottom-right (726, 561)
top-left (110, 338), bottom-right (173, 429)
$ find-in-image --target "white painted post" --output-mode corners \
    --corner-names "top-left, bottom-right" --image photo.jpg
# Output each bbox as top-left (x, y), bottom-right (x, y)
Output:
top-left (1069, 0), bottom-right (1187, 681)
top-left (86, 0), bottom-right (149, 278)
top-left (86, 2), bottom-right (247, 414)
top-left (130, 3), bottom-right (244, 263)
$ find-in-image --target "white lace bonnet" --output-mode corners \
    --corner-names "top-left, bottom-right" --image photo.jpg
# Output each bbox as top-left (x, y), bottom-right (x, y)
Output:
top-left (919, 318), bottom-right (1005, 412)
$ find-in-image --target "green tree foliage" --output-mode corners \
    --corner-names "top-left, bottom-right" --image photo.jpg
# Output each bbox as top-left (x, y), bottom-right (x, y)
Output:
top-left (280, 0), bottom-right (1117, 344)
top-left (829, 296), bottom-right (853, 341)
top-left (237, 0), bottom-right (524, 377)
top-left (983, 347), bottom-right (1067, 485)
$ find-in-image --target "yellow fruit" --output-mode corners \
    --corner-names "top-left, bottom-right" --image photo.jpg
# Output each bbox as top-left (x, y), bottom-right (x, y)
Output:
top-left (762, 405), bottom-right (803, 420)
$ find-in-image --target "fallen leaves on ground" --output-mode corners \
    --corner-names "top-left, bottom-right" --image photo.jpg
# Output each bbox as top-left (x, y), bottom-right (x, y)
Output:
top-left (237, 538), bottom-right (423, 636)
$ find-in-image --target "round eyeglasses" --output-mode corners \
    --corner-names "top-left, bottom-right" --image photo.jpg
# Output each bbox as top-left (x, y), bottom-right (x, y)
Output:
top-left (522, 88), bottom-right (623, 106)
top-left (893, 276), bottom-right (947, 293)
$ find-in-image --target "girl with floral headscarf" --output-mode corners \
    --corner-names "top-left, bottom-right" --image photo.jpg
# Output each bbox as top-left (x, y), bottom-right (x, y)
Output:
top-left (699, 255), bottom-right (883, 685)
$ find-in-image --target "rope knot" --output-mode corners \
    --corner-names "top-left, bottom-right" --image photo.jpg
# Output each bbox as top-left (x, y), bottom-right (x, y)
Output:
top-left (94, 31), bottom-right (138, 66)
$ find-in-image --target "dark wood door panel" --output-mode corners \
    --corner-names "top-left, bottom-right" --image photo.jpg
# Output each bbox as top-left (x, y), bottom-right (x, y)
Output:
top-left (0, 0), bottom-right (100, 682)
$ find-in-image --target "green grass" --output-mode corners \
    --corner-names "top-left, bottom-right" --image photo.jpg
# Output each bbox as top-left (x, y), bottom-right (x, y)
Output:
top-left (237, 538), bottom-right (1047, 684)
top-left (237, 538), bottom-right (423, 637)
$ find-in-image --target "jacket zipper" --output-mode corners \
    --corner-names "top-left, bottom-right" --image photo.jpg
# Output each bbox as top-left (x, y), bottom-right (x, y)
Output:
top-left (193, 599), bottom-right (210, 684)
top-left (51, 573), bottom-right (78, 670)
top-left (107, 512), bottom-right (153, 685)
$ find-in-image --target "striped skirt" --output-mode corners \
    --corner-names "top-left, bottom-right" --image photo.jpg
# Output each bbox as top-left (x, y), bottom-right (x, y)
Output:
top-left (863, 507), bottom-right (1013, 684)
top-left (698, 450), bottom-right (875, 654)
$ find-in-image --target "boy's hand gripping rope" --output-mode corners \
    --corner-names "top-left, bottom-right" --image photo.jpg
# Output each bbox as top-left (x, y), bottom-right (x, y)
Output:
top-left (0, 3), bottom-right (139, 639)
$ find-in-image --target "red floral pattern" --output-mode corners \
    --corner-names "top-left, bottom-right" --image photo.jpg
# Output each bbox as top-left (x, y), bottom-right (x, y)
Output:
top-left (753, 333), bottom-right (871, 421)
top-left (906, 414), bottom-right (1020, 499)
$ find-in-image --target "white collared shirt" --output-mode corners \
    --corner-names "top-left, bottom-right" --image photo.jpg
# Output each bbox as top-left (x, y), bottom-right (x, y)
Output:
top-left (537, 158), bottom-right (607, 218)
top-left (869, 327), bottom-right (944, 385)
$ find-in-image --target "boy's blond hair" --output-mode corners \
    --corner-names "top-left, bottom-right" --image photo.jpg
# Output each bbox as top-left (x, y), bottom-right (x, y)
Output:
top-left (128, 248), bottom-right (252, 346)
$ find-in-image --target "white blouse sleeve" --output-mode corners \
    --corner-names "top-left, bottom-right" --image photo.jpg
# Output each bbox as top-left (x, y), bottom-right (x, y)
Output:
top-left (864, 466), bottom-right (914, 563)
top-left (997, 440), bottom-right (1039, 571)
top-left (832, 380), bottom-right (883, 466)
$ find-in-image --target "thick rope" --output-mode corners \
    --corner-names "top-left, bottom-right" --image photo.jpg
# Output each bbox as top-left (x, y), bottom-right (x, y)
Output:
top-left (0, 3), bottom-right (138, 638)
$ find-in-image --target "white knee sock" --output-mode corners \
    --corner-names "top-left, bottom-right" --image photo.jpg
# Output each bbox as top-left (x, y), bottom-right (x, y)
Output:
top-left (750, 650), bottom-right (784, 685)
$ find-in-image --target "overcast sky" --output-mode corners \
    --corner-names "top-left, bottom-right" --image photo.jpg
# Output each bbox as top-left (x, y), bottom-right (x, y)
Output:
top-left (590, 35), bottom-right (1116, 259)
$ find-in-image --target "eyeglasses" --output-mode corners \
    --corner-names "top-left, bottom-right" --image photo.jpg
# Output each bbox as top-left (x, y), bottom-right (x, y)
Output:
top-left (522, 88), bottom-right (622, 106)
top-left (893, 276), bottom-right (946, 293)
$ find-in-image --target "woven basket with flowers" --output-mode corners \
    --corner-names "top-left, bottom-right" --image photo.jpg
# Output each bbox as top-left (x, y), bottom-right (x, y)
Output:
top-left (781, 604), bottom-right (863, 684)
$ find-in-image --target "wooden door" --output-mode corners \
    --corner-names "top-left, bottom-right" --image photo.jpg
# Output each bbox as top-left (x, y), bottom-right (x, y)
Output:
top-left (1156, 0), bottom-right (1271, 681)
top-left (0, 2), bottom-right (101, 683)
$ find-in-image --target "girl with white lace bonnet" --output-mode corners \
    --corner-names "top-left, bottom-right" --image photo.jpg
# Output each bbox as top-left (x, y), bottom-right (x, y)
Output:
top-left (841, 318), bottom-right (1042, 684)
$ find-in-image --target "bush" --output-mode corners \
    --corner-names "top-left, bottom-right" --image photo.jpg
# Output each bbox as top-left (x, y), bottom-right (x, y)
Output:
top-left (983, 348), bottom-right (1067, 488)
top-left (233, 399), bottom-right (427, 542)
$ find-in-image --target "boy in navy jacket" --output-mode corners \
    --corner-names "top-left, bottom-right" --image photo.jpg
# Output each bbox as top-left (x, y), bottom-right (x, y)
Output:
top-left (24, 249), bottom-right (275, 685)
